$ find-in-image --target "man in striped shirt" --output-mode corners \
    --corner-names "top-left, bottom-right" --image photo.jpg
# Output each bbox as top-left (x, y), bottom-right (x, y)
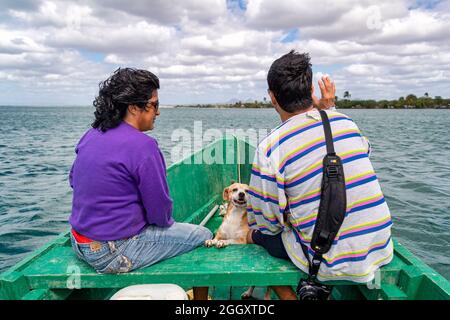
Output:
top-left (246, 51), bottom-right (393, 299)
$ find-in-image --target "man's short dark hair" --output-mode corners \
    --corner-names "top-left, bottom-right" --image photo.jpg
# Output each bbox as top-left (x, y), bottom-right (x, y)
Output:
top-left (267, 50), bottom-right (313, 113)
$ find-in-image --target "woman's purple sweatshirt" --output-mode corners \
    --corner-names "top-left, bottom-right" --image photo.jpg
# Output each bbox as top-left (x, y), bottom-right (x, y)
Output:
top-left (69, 121), bottom-right (174, 241)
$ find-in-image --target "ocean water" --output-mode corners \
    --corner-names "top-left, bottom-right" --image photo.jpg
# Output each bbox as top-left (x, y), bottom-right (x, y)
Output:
top-left (0, 106), bottom-right (449, 280)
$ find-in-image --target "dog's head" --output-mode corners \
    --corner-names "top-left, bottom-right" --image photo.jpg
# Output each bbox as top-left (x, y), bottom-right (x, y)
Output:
top-left (223, 182), bottom-right (249, 207)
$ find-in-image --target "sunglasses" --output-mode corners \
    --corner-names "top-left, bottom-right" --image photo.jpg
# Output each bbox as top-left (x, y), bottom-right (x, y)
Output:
top-left (147, 100), bottom-right (159, 111)
top-left (128, 99), bottom-right (159, 111)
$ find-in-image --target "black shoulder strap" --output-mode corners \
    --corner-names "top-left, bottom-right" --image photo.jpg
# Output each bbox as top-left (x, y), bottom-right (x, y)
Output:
top-left (298, 110), bottom-right (347, 281)
top-left (320, 110), bottom-right (335, 155)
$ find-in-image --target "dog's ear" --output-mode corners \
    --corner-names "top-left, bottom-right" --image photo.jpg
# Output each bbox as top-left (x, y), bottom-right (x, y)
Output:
top-left (223, 187), bottom-right (230, 201)
top-left (230, 179), bottom-right (235, 185)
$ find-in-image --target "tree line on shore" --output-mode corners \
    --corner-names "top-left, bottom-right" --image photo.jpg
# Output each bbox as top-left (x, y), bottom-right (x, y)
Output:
top-left (175, 93), bottom-right (450, 109)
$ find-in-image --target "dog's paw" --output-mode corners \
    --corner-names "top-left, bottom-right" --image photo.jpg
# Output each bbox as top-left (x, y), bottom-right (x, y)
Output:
top-left (219, 204), bottom-right (227, 216)
top-left (215, 240), bottom-right (227, 248)
top-left (205, 239), bottom-right (217, 247)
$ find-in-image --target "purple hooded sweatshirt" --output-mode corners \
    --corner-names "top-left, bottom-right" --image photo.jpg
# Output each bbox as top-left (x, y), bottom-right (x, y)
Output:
top-left (69, 121), bottom-right (174, 241)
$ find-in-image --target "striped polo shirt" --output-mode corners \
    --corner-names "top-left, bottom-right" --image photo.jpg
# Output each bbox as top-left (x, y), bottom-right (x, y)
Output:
top-left (247, 108), bottom-right (393, 283)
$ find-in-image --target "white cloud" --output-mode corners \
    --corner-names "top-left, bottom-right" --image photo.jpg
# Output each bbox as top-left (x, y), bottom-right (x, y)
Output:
top-left (8, 1), bottom-right (93, 28)
top-left (346, 64), bottom-right (382, 76)
top-left (245, 0), bottom-right (346, 29)
top-left (372, 10), bottom-right (450, 44)
top-left (0, 0), bottom-right (449, 105)
top-left (46, 20), bottom-right (176, 55)
top-left (0, 28), bottom-right (49, 54)
top-left (104, 54), bottom-right (127, 64)
top-left (90, 0), bottom-right (227, 25)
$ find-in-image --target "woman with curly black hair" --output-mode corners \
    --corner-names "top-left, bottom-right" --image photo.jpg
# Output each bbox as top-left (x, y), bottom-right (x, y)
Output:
top-left (68, 68), bottom-right (212, 274)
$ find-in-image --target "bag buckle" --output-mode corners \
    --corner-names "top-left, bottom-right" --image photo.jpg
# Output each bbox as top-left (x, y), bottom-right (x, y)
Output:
top-left (326, 165), bottom-right (339, 178)
top-left (309, 255), bottom-right (322, 279)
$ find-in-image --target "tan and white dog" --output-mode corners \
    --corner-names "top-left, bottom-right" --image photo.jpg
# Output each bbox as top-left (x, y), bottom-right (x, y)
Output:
top-left (205, 183), bottom-right (249, 249)
top-left (205, 182), bottom-right (275, 300)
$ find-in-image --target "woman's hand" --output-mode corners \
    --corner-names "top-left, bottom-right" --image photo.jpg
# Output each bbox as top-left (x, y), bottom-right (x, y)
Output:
top-left (312, 76), bottom-right (336, 110)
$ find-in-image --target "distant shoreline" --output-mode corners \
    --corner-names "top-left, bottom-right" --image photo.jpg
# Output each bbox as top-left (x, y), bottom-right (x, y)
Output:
top-left (1, 96), bottom-right (449, 110)
top-left (174, 104), bottom-right (450, 110)
top-left (175, 96), bottom-right (450, 110)
top-left (1, 105), bottom-right (449, 110)
top-left (0, 105), bottom-right (176, 108)
top-left (174, 106), bottom-right (450, 109)
top-left (175, 91), bottom-right (450, 109)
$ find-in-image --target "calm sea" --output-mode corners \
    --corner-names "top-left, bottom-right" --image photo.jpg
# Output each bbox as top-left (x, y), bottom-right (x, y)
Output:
top-left (0, 106), bottom-right (449, 280)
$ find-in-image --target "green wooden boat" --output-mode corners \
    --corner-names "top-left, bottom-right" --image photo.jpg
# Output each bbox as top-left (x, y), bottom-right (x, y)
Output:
top-left (0, 137), bottom-right (449, 300)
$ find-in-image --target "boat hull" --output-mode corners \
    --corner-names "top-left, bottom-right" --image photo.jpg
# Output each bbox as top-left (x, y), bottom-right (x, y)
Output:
top-left (0, 137), bottom-right (448, 300)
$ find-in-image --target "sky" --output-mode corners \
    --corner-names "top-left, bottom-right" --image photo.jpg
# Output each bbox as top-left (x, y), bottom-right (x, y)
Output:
top-left (0, 0), bottom-right (449, 106)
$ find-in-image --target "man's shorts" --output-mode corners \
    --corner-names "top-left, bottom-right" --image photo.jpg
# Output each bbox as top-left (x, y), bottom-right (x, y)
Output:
top-left (251, 229), bottom-right (290, 260)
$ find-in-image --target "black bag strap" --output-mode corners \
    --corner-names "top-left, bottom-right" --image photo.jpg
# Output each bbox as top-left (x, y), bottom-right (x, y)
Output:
top-left (299, 241), bottom-right (323, 280)
top-left (298, 110), bottom-right (347, 281)
top-left (320, 110), bottom-right (335, 155)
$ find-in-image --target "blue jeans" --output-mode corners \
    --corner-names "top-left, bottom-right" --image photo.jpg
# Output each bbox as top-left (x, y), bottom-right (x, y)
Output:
top-left (70, 222), bottom-right (213, 274)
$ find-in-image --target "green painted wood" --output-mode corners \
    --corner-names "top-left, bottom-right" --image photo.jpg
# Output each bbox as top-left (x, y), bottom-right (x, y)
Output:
top-left (22, 289), bottom-right (50, 300)
top-left (0, 271), bottom-right (31, 300)
top-left (183, 195), bottom-right (220, 225)
top-left (21, 244), bottom-right (303, 288)
top-left (1, 137), bottom-right (449, 300)
top-left (210, 286), bottom-right (232, 300)
top-left (168, 138), bottom-right (240, 223)
top-left (381, 284), bottom-right (408, 300)
top-left (331, 285), bottom-right (365, 300)
top-left (67, 288), bottom-right (120, 300)
top-left (0, 232), bottom-right (68, 275)
top-left (415, 276), bottom-right (450, 300)
top-left (8, 223), bottom-right (449, 300)
top-left (22, 289), bottom-right (73, 300)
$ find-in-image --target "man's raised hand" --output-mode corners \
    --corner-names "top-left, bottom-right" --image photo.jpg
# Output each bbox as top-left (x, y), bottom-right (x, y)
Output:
top-left (312, 76), bottom-right (336, 110)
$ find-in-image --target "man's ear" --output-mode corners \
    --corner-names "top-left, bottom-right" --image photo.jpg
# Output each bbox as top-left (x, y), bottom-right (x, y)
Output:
top-left (268, 90), bottom-right (279, 108)
top-left (223, 187), bottom-right (230, 201)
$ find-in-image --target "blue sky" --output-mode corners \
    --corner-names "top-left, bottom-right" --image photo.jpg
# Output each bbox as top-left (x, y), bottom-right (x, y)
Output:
top-left (0, 0), bottom-right (449, 106)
